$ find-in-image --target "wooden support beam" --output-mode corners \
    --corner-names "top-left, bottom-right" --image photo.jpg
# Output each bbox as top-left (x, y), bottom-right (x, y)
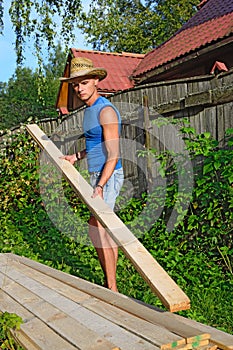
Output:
top-left (26, 124), bottom-right (190, 312)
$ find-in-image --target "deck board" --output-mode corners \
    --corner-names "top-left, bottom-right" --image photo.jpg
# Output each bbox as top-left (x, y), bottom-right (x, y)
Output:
top-left (0, 273), bottom-right (156, 350)
top-left (0, 275), bottom-right (122, 350)
top-left (0, 253), bottom-right (233, 350)
top-left (172, 314), bottom-right (233, 350)
top-left (0, 290), bottom-right (78, 350)
top-left (2, 257), bottom-right (185, 348)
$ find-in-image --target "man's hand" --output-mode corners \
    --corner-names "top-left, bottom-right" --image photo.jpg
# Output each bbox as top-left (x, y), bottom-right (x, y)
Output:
top-left (61, 154), bottom-right (77, 165)
top-left (92, 185), bottom-right (104, 199)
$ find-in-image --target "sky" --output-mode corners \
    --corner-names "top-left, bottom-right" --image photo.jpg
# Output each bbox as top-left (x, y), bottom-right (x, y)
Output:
top-left (0, 0), bottom-right (92, 83)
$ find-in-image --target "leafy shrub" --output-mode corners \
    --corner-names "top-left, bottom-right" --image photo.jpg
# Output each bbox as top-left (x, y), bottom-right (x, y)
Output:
top-left (0, 312), bottom-right (24, 350)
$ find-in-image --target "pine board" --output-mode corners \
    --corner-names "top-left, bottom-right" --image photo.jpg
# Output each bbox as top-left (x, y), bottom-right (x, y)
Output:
top-left (1, 254), bottom-right (233, 350)
top-left (0, 258), bottom-right (159, 350)
top-left (0, 291), bottom-right (41, 350)
top-left (172, 313), bottom-right (233, 350)
top-left (0, 291), bottom-right (77, 350)
top-left (0, 277), bottom-right (120, 350)
top-left (1, 254), bottom-right (209, 343)
top-left (2, 257), bottom-right (186, 349)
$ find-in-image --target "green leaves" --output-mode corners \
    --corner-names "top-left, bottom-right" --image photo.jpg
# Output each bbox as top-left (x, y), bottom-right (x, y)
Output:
top-left (2, 0), bottom-right (200, 77)
top-left (81, 0), bottom-right (153, 53)
top-left (8, 0), bottom-right (82, 65)
top-left (80, 0), bottom-right (199, 53)
top-left (153, 0), bottom-right (199, 44)
top-left (0, 312), bottom-right (24, 350)
top-left (0, 44), bottom-right (66, 129)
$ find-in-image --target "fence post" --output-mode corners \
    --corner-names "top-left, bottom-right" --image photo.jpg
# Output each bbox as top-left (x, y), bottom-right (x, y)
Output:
top-left (143, 95), bottom-right (153, 192)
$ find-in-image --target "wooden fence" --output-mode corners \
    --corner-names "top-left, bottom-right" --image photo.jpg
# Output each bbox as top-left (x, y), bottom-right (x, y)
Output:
top-left (1, 69), bottom-right (233, 196)
top-left (37, 69), bottom-right (233, 196)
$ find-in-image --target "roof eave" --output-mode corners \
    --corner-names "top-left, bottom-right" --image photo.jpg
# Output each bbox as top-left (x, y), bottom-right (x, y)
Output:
top-left (133, 35), bottom-right (233, 84)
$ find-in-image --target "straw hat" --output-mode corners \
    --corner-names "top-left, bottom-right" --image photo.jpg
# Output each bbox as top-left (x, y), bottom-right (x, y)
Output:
top-left (60, 57), bottom-right (107, 82)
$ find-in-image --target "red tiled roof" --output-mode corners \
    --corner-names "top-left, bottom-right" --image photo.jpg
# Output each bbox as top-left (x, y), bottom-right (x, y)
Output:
top-left (71, 49), bottom-right (144, 92)
top-left (132, 0), bottom-right (233, 78)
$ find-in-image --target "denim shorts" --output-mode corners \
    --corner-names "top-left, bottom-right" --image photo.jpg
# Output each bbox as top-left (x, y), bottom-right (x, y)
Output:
top-left (90, 167), bottom-right (124, 210)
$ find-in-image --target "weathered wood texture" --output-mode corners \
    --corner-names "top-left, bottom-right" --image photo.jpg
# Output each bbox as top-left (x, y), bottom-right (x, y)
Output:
top-left (25, 123), bottom-right (190, 313)
top-left (1, 70), bottom-right (232, 196)
top-left (40, 70), bottom-right (233, 145)
top-left (1, 254), bottom-right (232, 350)
top-left (38, 69), bottom-right (233, 195)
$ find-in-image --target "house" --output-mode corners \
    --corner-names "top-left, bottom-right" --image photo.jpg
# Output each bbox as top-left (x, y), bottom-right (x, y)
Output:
top-left (56, 49), bottom-right (144, 115)
top-left (132, 0), bottom-right (233, 84)
top-left (56, 0), bottom-right (233, 114)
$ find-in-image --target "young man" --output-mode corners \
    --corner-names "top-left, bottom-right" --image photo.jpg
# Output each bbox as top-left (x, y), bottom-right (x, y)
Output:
top-left (60, 57), bottom-right (124, 292)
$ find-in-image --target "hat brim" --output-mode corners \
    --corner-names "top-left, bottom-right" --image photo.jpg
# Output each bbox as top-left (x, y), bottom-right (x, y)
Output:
top-left (59, 68), bottom-right (107, 82)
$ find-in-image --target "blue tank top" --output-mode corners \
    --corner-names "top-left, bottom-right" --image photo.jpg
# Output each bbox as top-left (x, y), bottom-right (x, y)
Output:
top-left (83, 96), bottom-right (122, 172)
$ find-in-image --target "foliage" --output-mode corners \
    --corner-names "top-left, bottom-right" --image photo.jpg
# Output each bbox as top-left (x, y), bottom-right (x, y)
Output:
top-left (134, 120), bottom-right (233, 271)
top-left (80, 0), bottom-right (199, 53)
top-left (0, 44), bottom-right (66, 129)
top-left (0, 129), bottom-right (101, 281)
top-left (149, 0), bottom-right (199, 44)
top-left (4, 0), bottom-right (82, 65)
top-left (0, 312), bottom-right (24, 350)
top-left (0, 124), bottom-right (232, 334)
top-left (1, 0), bottom-right (199, 68)
top-left (118, 121), bottom-right (233, 332)
top-left (0, 67), bottom-right (45, 129)
top-left (80, 0), bottom-right (157, 53)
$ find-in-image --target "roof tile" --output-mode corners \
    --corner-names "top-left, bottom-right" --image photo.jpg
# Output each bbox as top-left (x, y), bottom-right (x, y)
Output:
top-left (71, 49), bottom-right (144, 92)
top-left (133, 0), bottom-right (233, 78)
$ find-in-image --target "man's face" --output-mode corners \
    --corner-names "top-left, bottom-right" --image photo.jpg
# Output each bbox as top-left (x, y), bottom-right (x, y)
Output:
top-left (71, 76), bottom-right (99, 103)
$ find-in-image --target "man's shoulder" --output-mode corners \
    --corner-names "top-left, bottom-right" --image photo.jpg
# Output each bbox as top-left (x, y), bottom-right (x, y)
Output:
top-left (95, 96), bottom-right (109, 105)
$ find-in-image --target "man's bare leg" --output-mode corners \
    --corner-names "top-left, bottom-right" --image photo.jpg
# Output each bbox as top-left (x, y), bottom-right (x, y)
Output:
top-left (89, 216), bottom-right (118, 292)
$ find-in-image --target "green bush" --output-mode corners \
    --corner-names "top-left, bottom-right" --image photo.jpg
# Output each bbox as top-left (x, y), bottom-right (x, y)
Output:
top-left (0, 312), bottom-right (24, 350)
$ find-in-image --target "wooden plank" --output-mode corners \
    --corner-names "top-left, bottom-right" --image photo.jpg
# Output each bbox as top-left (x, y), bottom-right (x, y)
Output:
top-left (82, 299), bottom-right (186, 350)
top-left (10, 328), bottom-right (41, 350)
top-left (172, 313), bottom-right (233, 350)
top-left (25, 123), bottom-right (190, 312)
top-left (193, 339), bottom-right (210, 347)
top-left (1, 291), bottom-right (81, 350)
top-left (16, 317), bottom-right (78, 350)
top-left (0, 277), bottom-right (109, 350)
top-left (0, 290), bottom-right (77, 350)
top-left (1, 254), bottom-right (217, 350)
top-left (4, 253), bottom-right (232, 349)
top-left (0, 276), bottom-right (120, 350)
top-left (0, 289), bottom-right (33, 321)
top-left (0, 291), bottom-right (40, 350)
top-left (0, 255), bottom-right (92, 305)
top-left (23, 299), bottom-right (121, 350)
top-left (5, 256), bottom-right (186, 349)
top-left (2, 254), bottom-right (209, 344)
top-left (170, 345), bottom-right (192, 350)
top-left (2, 257), bottom-right (185, 349)
top-left (204, 345), bottom-right (218, 350)
top-left (185, 334), bottom-right (210, 344)
top-left (0, 267), bottom-right (159, 349)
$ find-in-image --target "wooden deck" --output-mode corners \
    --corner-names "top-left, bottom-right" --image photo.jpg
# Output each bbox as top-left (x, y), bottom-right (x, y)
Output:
top-left (0, 253), bottom-right (232, 350)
